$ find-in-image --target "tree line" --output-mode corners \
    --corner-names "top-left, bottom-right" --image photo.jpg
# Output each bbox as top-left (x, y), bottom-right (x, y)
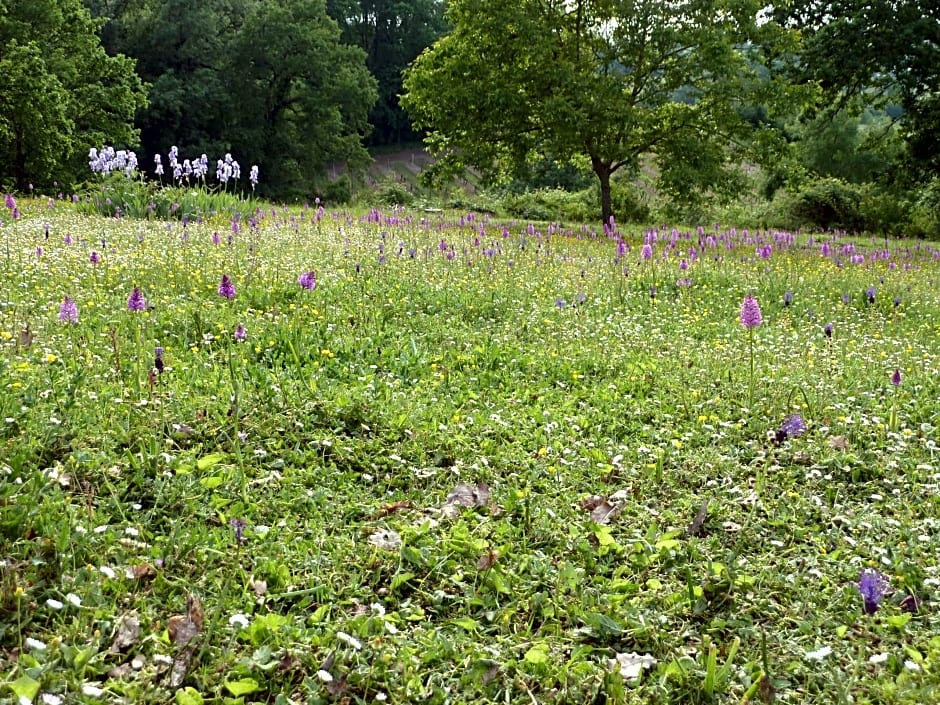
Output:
top-left (1, 0), bottom-right (937, 226)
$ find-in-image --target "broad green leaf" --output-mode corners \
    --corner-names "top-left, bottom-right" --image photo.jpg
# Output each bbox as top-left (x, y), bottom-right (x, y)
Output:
top-left (451, 616), bottom-right (478, 631)
top-left (200, 475), bottom-right (224, 490)
top-left (197, 453), bottom-right (225, 471)
top-left (886, 613), bottom-right (911, 629)
top-left (175, 687), bottom-right (205, 705)
top-left (9, 675), bottom-right (41, 702)
top-left (523, 645), bottom-right (550, 665)
top-left (391, 572), bottom-right (415, 591)
top-left (224, 678), bottom-right (260, 696)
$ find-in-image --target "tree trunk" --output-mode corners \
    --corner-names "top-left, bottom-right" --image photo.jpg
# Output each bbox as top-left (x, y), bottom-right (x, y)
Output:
top-left (592, 156), bottom-right (613, 227)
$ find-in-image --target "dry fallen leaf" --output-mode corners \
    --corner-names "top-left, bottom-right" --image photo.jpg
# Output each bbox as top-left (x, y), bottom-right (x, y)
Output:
top-left (476, 549), bottom-right (498, 571)
top-left (368, 529), bottom-right (402, 551)
top-left (168, 594), bottom-right (203, 648)
top-left (373, 500), bottom-right (411, 518)
top-left (482, 664), bottom-right (500, 685)
top-left (325, 673), bottom-right (348, 697)
top-left (107, 663), bottom-right (134, 679)
top-left (829, 435), bottom-right (850, 451)
top-left (685, 500), bottom-right (708, 537)
top-left (110, 613), bottom-right (141, 653)
top-left (126, 563), bottom-right (157, 581)
top-left (441, 482), bottom-right (490, 518)
top-left (580, 495), bottom-right (621, 524)
top-left (168, 645), bottom-right (196, 689)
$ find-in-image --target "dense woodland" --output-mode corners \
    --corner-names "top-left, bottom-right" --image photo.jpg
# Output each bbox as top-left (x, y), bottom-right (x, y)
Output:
top-left (1, 0), bottom-right (939, 233)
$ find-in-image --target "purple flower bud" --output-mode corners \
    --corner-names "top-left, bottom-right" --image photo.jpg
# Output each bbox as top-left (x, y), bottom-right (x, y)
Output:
top-left (784, 291), bottom-right (793, 307)
top-left (218, 274), bottom-right (236, 299)
top-left (740, 295), bottom-right (762, 329)
top-left (90, 251), bottom-right (100, 264)
top-left (58, 296), bottom-right (79, 324)
top-left (891, 368), bottom-right (901, 387)
top-left (298, 270), bottom-right (317, 290)
top-left (856, 568), bottom-right (888, 615)
top-left (824, 323), bottom-right (833, 338)
top-left (128, 287), bottom-right (146, 312)
top-left (234, 325), bottom-right (247, 341)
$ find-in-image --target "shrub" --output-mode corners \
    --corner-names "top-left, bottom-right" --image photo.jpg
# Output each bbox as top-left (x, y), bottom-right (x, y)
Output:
top-left (373, 179), bottom-right (415, 207)
top-left (317, 175), bottom-right (352, 205)
top-left (909, 178), bottom-right (940, 239)
top-left (787, 177), bottom-right (865, 231)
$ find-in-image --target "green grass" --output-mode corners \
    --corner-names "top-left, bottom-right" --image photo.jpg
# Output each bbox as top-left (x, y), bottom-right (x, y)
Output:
top-left (1, 202), bottom-right (939, 704)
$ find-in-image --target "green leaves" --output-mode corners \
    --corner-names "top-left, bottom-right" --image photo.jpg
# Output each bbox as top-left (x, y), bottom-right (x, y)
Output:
top-left (0, 0), bottom-right (146, 190)
top-left (404, 0), bottom-right (778, 222)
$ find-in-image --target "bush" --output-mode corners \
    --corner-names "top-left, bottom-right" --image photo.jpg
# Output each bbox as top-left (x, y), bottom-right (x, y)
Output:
top-left (909, 178), bottom-right (940, 239)
top-left (787, 177), bottom-right (865, 231)
top-left (498, 188), bottom-right (595, 223)
top-left (609, 178), bottom-right (652, 224)
top-left (372, 179), bottom-right (415, 207)
top-left (858, 184), bottom-right (914, 237)
top-left (316, 175), bottom-right (352, 205)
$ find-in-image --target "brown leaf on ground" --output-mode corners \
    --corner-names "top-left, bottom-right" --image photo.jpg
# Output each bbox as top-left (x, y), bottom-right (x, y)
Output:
top-left (372, 500), bottom-right (411, 518)
top-left (829, 436), bottom-right (850, 451)
top-left (580, 495), bottom-right (607, 511)
top-left (482, 664), bottom-right (500, 685)
top-left (110, 613), bottom-right (141, 653)
top-left (476, 550), bottom-right (498, 571)
top-left (167, 595), bottom-right (203, 648)
top-left (685, 500), bottom-right (708, 537)
top-left (167, 645), bottom-right (196, 689)
top-left (325, 673), bottom-right (348, 697)
top-left (441, 482), bottom-right (490, 518)
top-left (581, 495), bottom-right (621, 524)
top-left (127, 563), bottom-right (157, 581)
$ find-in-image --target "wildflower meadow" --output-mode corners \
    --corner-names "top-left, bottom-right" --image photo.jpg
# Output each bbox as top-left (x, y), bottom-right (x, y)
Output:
top-left (1, 190), bottom-right (939, 704)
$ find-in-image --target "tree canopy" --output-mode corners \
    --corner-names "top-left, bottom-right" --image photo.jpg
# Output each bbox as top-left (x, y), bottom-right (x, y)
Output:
top-left (403, 0), bottom-right (785, 223)
top-left (777, 0), bottom-right (940, 180)
top-left (88, 0), bottom-right (377, 196)
top-left (0, 0), bottom-right (147, 191)
top-left (327, 0), bottom-right (449, 146)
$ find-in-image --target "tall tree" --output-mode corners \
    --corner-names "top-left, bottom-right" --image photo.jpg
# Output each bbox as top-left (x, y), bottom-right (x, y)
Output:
top-left (403, 0), bottom-right (781, 223)
top-left (224, 0), bottom-right (378, 194)
top-left (86, 0), bottom-right (377, 197)
top-left (0, 0), bottom-right (147, 191)
top-left (777, 0), bottom-right (940, 179)
top-left (327, 0), bottom-right (448, 145)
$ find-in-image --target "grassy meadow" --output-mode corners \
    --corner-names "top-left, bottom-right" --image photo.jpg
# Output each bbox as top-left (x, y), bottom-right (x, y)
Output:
top-left (1, 198), bottom-right (939, 704)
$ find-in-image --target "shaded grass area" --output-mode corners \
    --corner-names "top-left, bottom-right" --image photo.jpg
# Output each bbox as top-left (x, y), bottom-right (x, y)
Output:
top-left (1, 204), bottom-right (939, 703)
